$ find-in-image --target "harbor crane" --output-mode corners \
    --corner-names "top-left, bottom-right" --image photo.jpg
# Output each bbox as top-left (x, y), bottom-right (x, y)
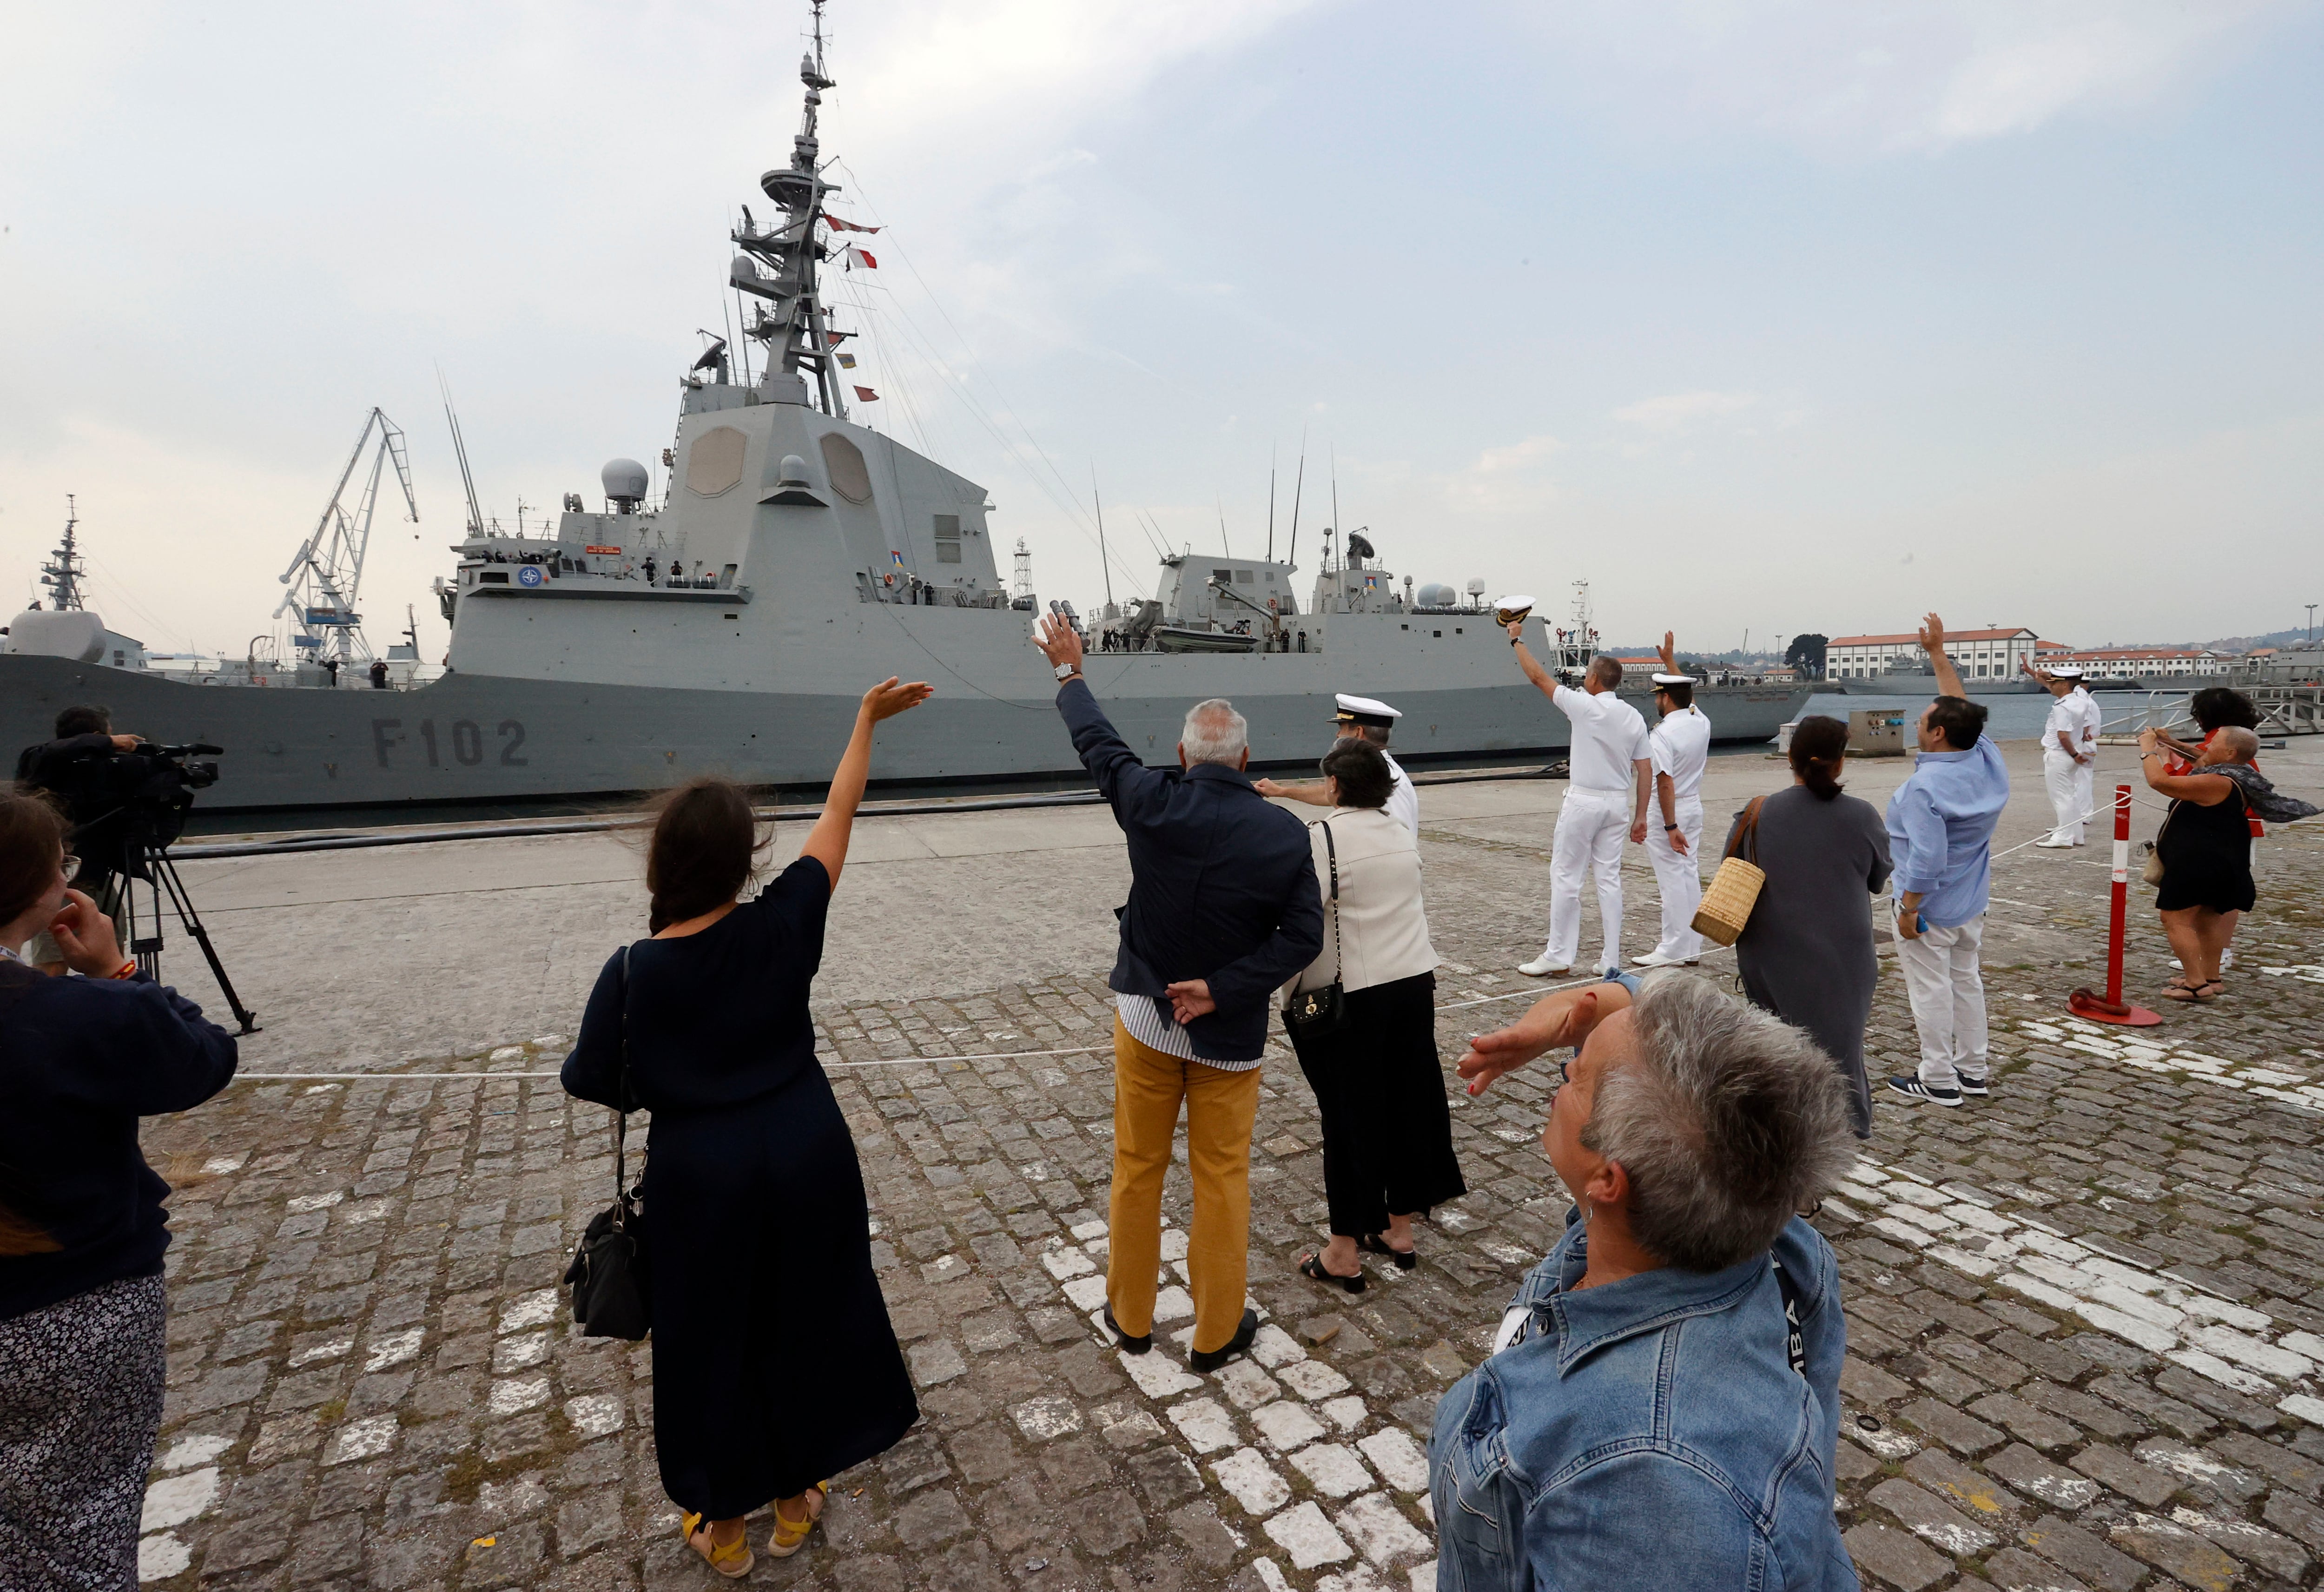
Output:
top-left (274, 408), bottom-right (418, 665)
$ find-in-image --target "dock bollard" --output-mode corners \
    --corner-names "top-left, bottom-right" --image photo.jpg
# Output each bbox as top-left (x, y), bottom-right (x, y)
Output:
top-left (2066, 783), bottom-right (2162, 1027)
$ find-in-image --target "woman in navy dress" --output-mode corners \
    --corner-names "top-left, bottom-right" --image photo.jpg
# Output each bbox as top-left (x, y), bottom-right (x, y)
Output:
top-left (563, 676), bottom-right (931, 1576)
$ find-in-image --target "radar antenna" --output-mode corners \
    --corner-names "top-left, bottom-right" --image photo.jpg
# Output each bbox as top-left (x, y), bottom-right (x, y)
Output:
top-left (36, 495), bottom-right (89, 611)
top-left (273, 408), bottom-right (419, 666)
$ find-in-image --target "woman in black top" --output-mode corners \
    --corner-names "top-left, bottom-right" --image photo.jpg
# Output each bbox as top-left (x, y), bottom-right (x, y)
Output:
top-left (563, 675), bottom-right (931, 1577)
top-left (1725, 717), bottom-right (1893, 1138)
top-left (2139, 724), bottom-right (2260, 1002)
top-left (0, 789), bottom-right (239, 1586)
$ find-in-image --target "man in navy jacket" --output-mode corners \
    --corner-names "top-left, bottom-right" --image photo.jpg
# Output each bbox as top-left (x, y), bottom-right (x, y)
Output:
top-left (1034, 614), bottom-right (1322, 1372)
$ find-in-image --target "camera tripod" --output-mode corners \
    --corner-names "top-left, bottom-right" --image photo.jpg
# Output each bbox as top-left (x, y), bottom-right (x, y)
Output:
top-left (114, 843), bottom-right (261, 1035)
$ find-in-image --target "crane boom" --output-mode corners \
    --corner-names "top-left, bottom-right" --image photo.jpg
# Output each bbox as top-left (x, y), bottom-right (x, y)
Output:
top-left (273, 408), bottom-right (419, 665)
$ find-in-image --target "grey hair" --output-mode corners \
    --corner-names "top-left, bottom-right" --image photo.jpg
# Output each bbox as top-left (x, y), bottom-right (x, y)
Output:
top-left (1581, 974), bottom-right (1855, 1272)
top-left (2214, 727), bottom-right (2259, 761)
top-left (1181, 698), bottom-right (1249, 766)
top-left (1587, 654), bottom-right (1623, 690)
top-left (1341, 722), bottom-right (1391, 746)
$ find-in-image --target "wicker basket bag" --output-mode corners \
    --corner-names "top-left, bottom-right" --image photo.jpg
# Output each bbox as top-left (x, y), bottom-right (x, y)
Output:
top-left (1691, 794), bottom-right (1767, 947)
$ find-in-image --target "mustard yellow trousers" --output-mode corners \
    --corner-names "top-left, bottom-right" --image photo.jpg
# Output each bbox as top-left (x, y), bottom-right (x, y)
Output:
top-left (1105, 1016), bottom-right (1261, 1355)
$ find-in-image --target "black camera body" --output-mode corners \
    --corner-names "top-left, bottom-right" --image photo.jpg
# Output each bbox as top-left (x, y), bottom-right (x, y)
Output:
top-left (25, 740), bottom-right (223, 874)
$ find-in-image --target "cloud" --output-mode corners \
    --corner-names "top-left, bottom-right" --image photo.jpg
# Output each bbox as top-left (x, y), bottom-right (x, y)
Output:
top-left (1523, 0), bottom-right (2297, 156)
top-left (1475, 434), bottom-right (1566, 472)
top-left (1611, 390), bottom-right (1757, 432)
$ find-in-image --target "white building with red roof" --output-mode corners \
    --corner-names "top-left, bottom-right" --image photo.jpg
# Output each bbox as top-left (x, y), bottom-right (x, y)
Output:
top-left (1824, 627), bottom-right (2042, 682)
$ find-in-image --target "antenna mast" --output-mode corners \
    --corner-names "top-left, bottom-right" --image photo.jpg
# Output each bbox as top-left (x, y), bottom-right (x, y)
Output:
top-left (1265, 450), bottom-right (1277, 563)
top-left (37, 496), bottom-right (89, 611)
top-left (1285, 438), bottom-right (1307, 574)
top-left (438, 370), bottom-right (486, 538)
top-left (732, 0), bottom-right (852, 418)
top-left (1091, 470), bottom-right (1115, 607)
top-left (273, 408), bottom-right (419, 665)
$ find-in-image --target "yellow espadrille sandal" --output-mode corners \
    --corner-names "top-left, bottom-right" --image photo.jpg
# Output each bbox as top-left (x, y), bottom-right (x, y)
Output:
top-left (681, 1511), bottom-right (754, 1579)
top-left (766, 1481), bottom-right (829, 1559)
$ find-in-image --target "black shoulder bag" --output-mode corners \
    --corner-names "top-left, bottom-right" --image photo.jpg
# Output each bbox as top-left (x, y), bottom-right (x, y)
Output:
top-left (564, 945), bottom-right (652, 1340)
top-left (1282, 821), bottom-right (1347, 1040)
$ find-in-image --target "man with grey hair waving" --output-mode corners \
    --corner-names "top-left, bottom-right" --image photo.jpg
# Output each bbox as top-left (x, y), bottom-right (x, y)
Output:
top-left (1435, 973), bottom-right (1862, 1589)
top-left (1034, 615), bottom-right (1323, 1373)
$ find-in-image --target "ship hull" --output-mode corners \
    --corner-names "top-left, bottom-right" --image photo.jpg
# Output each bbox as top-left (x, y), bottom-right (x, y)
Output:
top-left (0, 652), bottom-right (1809, 813)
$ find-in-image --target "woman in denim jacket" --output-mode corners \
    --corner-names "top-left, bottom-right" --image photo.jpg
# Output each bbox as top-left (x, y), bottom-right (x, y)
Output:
top-left (1433, 973), bottom-right (1861, 1591)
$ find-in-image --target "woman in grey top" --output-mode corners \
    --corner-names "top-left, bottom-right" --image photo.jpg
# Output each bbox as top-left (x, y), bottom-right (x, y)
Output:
top-left (1724, 716), bottom-right (1893, 1137)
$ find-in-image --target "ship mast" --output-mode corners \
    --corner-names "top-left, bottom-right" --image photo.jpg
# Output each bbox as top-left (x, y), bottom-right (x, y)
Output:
top-left (733, 0), bottom-right (851, 418)
top-left (37, 496), bottom-right (89, 611)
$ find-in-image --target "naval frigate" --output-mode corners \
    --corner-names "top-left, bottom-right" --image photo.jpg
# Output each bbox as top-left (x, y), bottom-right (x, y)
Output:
top-left (0, 7), bottom-right (1810, 814)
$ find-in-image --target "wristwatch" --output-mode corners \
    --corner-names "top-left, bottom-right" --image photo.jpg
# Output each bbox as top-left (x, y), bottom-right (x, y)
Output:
top-left (1053, 662), bottom-right (1079, 682)
top-left (1664, 823), bottom-right (1678, 831)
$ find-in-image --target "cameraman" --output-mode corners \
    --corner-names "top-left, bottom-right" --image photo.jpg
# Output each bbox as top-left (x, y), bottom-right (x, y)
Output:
top-left (14, 705), bottom-right (139, 976)
top-left (0, 787), bottom-right (238, 1585)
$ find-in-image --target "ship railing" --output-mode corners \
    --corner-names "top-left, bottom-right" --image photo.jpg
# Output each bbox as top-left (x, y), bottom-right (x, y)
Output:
top-left (2095, 690), bottom-right (2195, 744)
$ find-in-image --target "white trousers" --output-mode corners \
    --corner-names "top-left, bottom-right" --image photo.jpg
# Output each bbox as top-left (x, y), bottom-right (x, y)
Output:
top-left (1646, 796), bottom-right (1705, 962)
top-left (1896, 914), bottom-right (1987, 1090)
top-left (1544, 786), bottom-right (1631, 972)
top-left (2043, 749), bottom-right (2086, 843)
top-left (2073, 755), bottom-right (2094, 841)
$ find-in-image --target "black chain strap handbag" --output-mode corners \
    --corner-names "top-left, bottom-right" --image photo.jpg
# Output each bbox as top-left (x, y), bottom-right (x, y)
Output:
top-left (564, 945), bottom-right (653, 1340)
top-left (1282, 820), bottom-right (1347, 1040)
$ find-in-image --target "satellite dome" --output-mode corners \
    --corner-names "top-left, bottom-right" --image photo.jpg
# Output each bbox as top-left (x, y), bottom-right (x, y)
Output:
top-left (601, 458), bottom-right (650, 507)
top-left (1416, 582), bottom-right (1459, 608)
top-left (777, 455), bottom-right (810, 487)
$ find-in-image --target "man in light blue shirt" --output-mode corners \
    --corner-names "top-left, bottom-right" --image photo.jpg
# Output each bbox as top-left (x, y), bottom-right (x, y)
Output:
top-left (1883, 614), bottom-right (2011, 1108)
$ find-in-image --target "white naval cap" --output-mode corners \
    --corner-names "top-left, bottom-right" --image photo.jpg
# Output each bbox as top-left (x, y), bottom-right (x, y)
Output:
top-left (2048, 665), bottom-right (2086, 679)
top-left (1493, 595), bottom-right (1535, 624)
top-left (1334, 693), bottom-right (1402, 726)
top-left (1650, 673), bottom-right (1694, 687)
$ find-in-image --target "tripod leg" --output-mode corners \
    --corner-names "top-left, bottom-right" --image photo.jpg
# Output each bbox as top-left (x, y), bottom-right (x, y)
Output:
top-left (148, 850), bottom-right (261, 1035)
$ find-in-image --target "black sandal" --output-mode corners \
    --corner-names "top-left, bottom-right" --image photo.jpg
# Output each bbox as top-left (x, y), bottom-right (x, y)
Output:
top-left (1297, 1253), bottom-right (1367, 1294)
top-left (1359, 1233), bottom-right (1418, 1271)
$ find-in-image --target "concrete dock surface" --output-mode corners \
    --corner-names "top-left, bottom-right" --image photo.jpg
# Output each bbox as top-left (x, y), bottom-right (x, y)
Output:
top-left (125, 731), bottom-right (2324, 1590)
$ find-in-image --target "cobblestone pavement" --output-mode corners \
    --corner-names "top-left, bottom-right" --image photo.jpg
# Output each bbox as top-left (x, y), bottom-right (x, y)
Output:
top-left (129, 758), bottom-right (2324, 1590)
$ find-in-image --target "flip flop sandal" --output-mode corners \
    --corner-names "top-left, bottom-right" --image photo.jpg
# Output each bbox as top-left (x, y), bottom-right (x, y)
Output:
top-left (2191, 981), bottom-right (2225, 1002)
top-left (682, 1512), bottom-right (754, 1579)
top-left (2159, 985), bottom-right (2199, 1002)
top-left (1297, 1252), bottom-right (1367, 1294)
top-left (1359, 1233), bottom-right (1418, 1271)
top-left (768, 1481), bottom-right (829, 1559)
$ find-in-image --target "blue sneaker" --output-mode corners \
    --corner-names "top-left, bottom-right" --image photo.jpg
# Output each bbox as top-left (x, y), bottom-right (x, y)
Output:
top-left (1884, 1075), bottom-right (1963, 1108)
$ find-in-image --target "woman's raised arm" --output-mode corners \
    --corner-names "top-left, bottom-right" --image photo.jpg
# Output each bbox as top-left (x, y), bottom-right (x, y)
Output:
top-left (799, 677), bottom-right (933, 892)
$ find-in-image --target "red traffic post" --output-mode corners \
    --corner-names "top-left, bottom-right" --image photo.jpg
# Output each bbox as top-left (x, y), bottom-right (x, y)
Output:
top-left (2068, 782), bottom-right (2161, 1026)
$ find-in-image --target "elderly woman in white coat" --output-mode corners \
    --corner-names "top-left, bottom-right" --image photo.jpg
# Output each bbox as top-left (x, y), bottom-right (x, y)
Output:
top-left (1280, 741), bottom-right (1466, 1291)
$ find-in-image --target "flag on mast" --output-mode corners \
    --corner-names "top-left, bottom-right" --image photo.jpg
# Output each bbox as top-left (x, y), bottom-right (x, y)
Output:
top-left (853, 385), bottom-right (880, 402)
top-left (824, 215), bottom-right (882, 234)
top-left (836, 352), bottom-right (857, 369)
top-left (842, 246), bottom-right (878, 270)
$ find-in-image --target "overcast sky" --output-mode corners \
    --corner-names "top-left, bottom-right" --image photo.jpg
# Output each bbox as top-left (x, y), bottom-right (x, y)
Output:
top-left (4, 0), bottom-right (2319, 661)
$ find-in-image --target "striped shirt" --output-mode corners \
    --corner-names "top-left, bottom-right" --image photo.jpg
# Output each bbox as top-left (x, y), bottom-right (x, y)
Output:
top-left (1116, 993), bottom-right (1262, 1073)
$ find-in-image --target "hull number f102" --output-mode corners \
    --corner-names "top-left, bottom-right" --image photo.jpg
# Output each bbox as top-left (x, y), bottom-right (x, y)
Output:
top-left (372, 718), bottom-right (529, 768)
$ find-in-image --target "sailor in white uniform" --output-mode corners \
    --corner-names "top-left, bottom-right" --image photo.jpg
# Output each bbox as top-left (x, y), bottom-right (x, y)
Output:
top-left (1503, 605), bottom-right (1651, 977)
top-left (1636, 635), bottom-right (1712, 967)
top-left (2030, 663), bottom-right (2098, 846)
top-left (1254, 694), bottom-right (1419, 836)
